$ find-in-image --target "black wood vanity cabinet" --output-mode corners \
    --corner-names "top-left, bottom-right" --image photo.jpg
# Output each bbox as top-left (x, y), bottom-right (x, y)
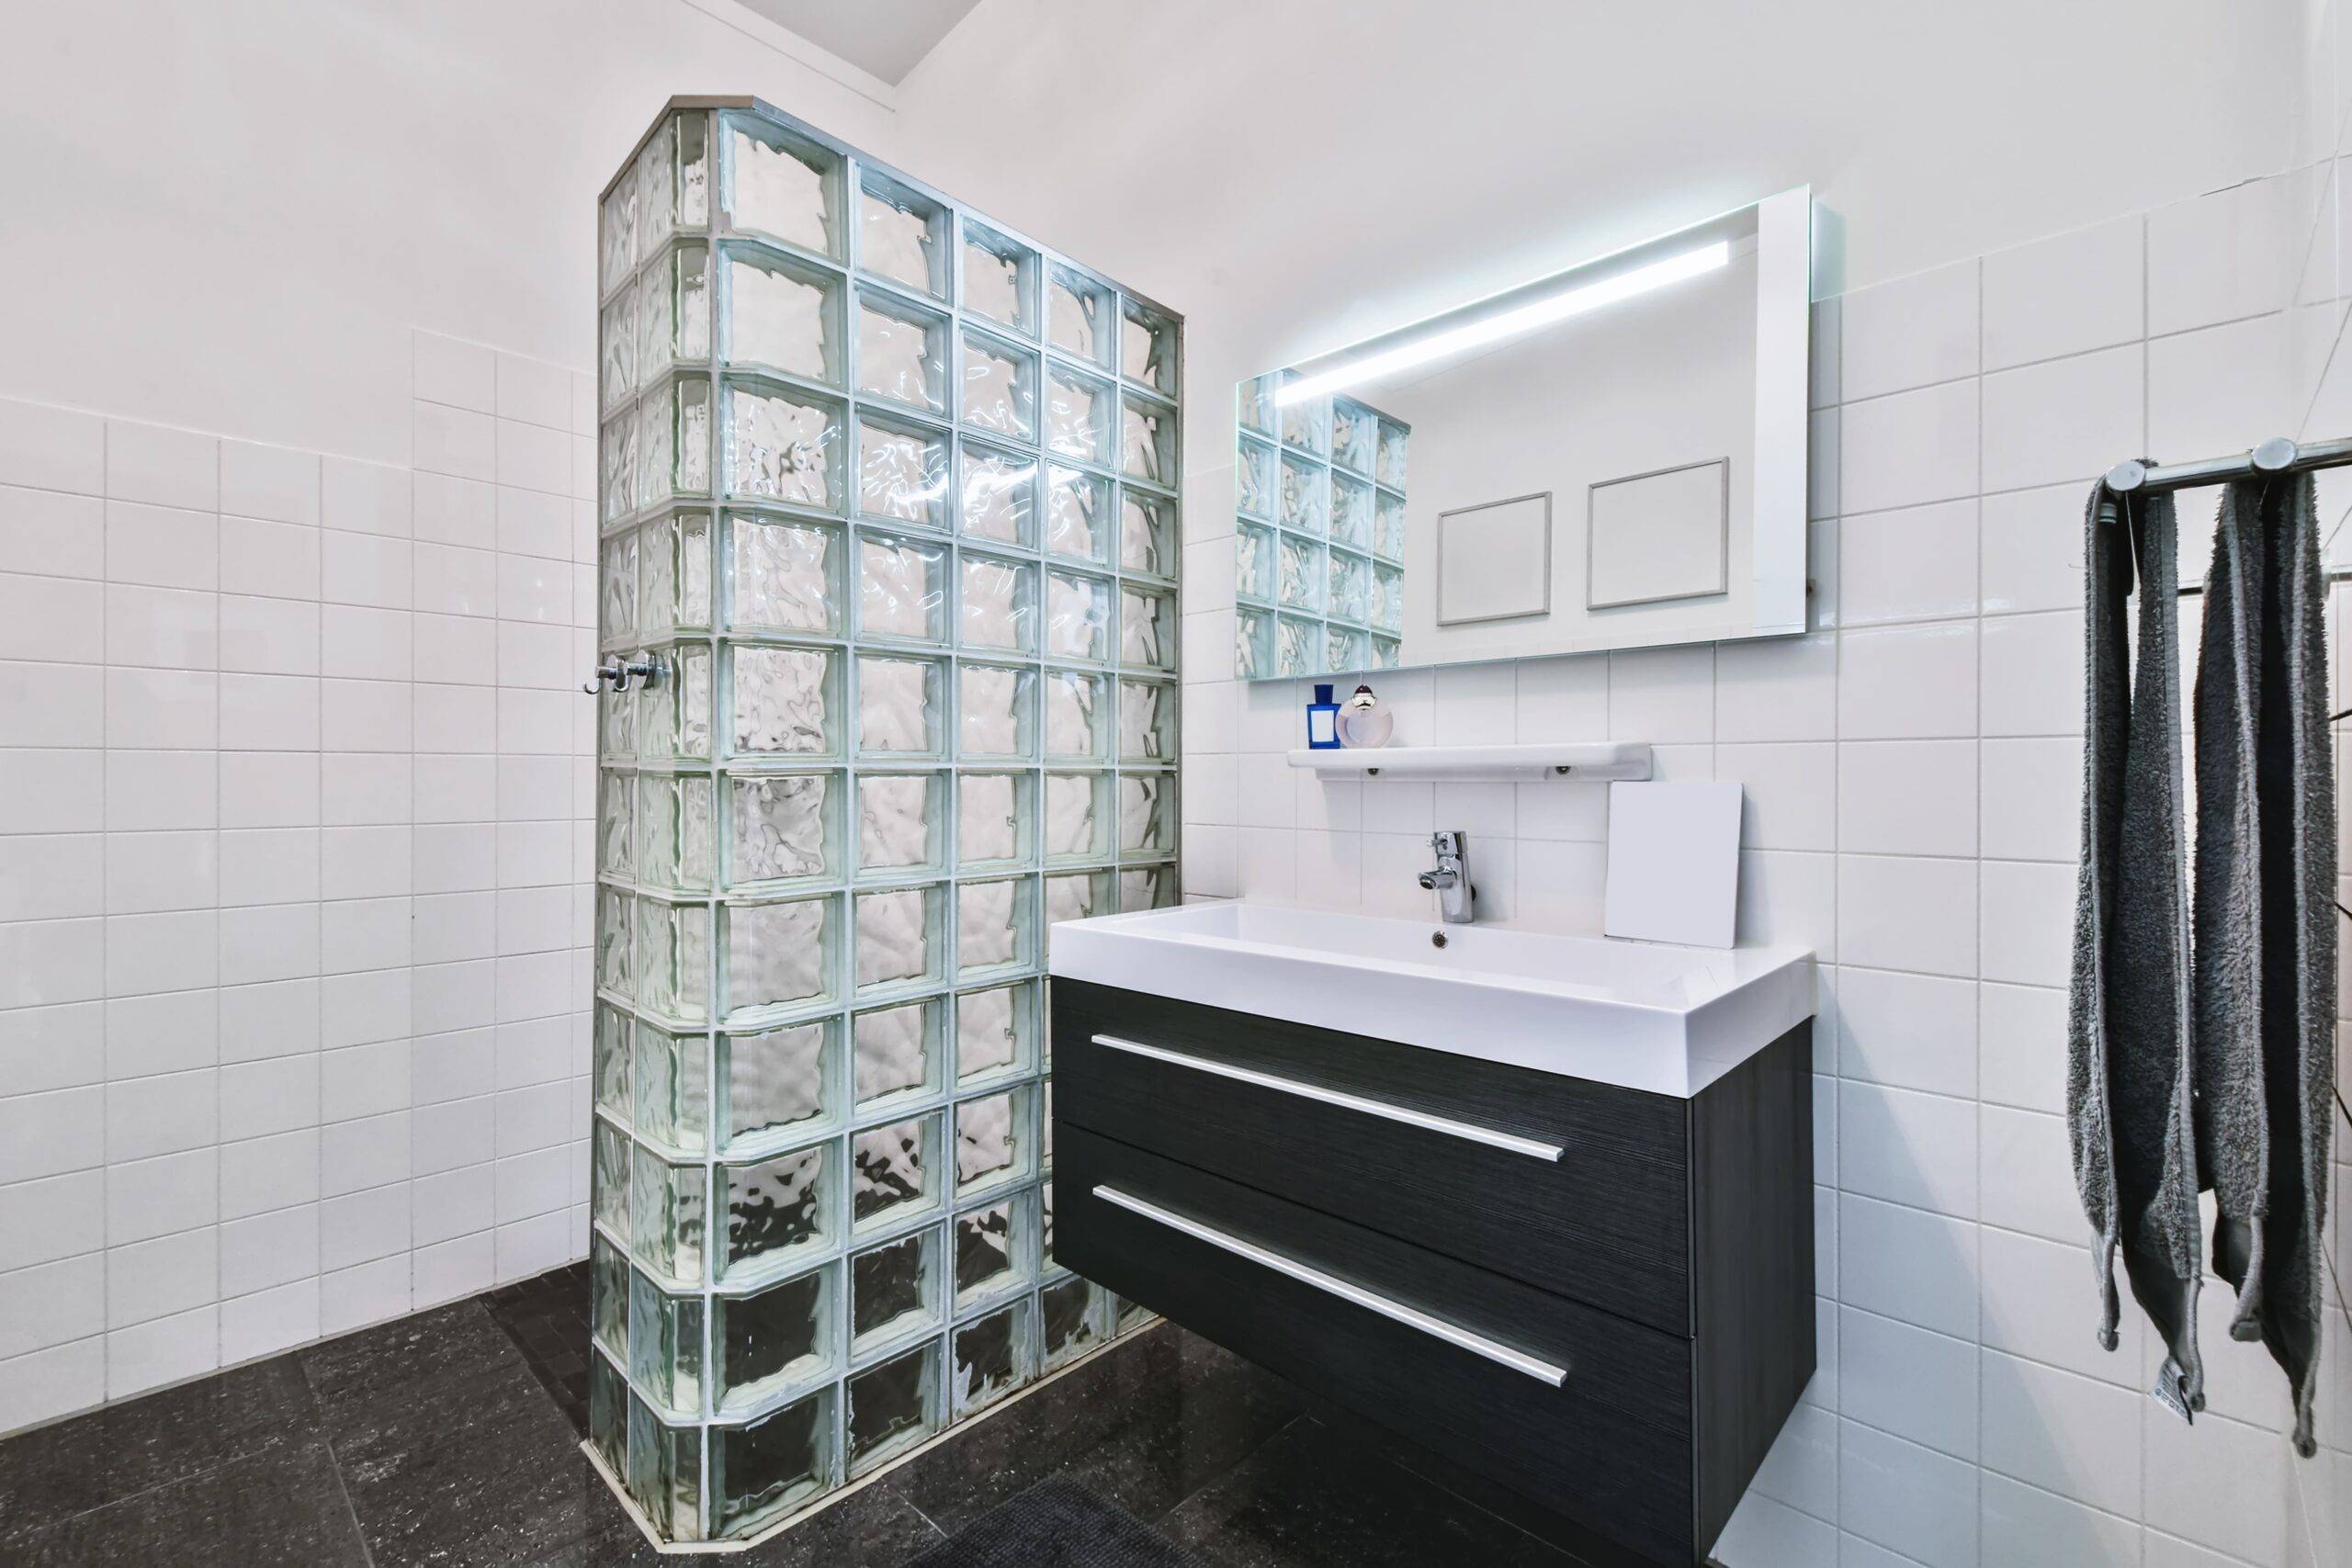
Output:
top-left (1051, 977), bottom-right (1814, 1568)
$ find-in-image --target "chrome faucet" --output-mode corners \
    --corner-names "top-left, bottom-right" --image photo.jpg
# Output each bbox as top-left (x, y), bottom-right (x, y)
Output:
top-left (1419, 831), bottom-right (1475, 924)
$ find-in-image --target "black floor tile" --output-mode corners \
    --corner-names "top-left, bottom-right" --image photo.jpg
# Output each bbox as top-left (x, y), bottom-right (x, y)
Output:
top-left (1, 1435), bottom-right (367, 1567)
top-left (483, 1261), bottom-right (595, 1438)
top-left (0, 1352), bottom-right (322, 1541)
top-left (1158, 1416), bottom-right (1582, 1568)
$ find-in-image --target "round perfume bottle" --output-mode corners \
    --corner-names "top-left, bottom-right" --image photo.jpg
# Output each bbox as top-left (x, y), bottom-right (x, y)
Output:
top-left (1336, 683), bottom-right (1394, 748)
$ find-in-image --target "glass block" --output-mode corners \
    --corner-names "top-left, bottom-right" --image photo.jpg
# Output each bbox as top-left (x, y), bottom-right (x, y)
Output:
top-left (1238, 373), bottom-right (1277, 436)
top-left (956, 664), bottom-right (1035, 761)
top-left (724, 1140), bottom-right (834, 1277)
top-left (635, 897), bottom-right (713, 1026)
top-left (1119, 298), bottom-right (1178, 395)
top-left (628, 1395), bottom-right (706, 1543)
top-left (858, 170), bottom-right (946, 298)
top-left (1046, 265), bottom-right (1114, 369)
top-left (645, 513), bottom-right (716, 637)
top-left (1374, 563), bottom-right (1406, 631)
top-left (600, 292), bottom-right (638, 417)
top-left (1237, 608), bottom-right (1274, 681)
top-left (633, 245), bottom-right (712, 396)
top-left (1279, 453), bottom-right (1326, 536)
top-left (1277, 536), bottom-right (1325, 613)
top-left (600, 151), bottom-right (639, 294)
top-left (958, 444), bottom-right (1035, 547)
top-left (1329, 550), bottom-right (1373, 626)
top-left (634, 1021), bottom-right (710, 1154)
top-left (1330, 399), bottom-right (1378, 475)
top-left (1118, 587), bottom-right (1176, 671)
top-left (717, 1261), bottom-right (833, 1411)
top-left (854, 998), bottom-right (944, 1109)
top-left (595, 1003), bottom-right (634, 1118)
top-left (962, 222), bottom-right (1035, 336)
top-left (955, 980), bottom-right (1035, 1085)
top-left (1329, 473), bottom-right (1374, 553)
top-left (636, 773), bottom-right (718, 892)
top-left (723, 114), bottom-right (841, 259)
top-left (1044, 671), bottom-right (1108, 762)
top-left (955, 1196), bottom-right (1028, 1307)
top-left (952, 1297), bottom-right (1034, 1416)
top-left (854, 1111), bottom-right (942, 1230)
top-left (629, 1269), bottom-right (705, 1415)
top-left (711, 1386), bottom-right (832, 1540)
top-left (956, 772), bottom-right (1035, 871)
top-left (1376, 418), bottom-right (1409, 489)
top-left (1044, 466), bottom-right (1111, 565)
top-left (1045, 367), bottom-right (1114, 466)
top-left (725, 380), bottom-right (842, 510)
top-left (1044, 772), bottom-right (1111, 863)
top-left (855, 533), bottom-right (949, 645)
top-left (855, 413), bottom-right (949, 528)
top-left (1117, 679), bottom-right (1177, 764)
top-left (720, 1018), bottom-right (837, 1149)
top-left (956, 876), bottom-right (1035, 982)
top-left (724, 244), bottom-right (842, 385)
top-left (730, 645), bottom-right (838, 757)
top-left (633, 120), bottom-right (681, 266)
top-left (729, 514), bottom-right (841, 637)
top-left (847, 1340), bottom-right (942, 1477)
top-left (677, 111), bottom-right (712, 228)
top-left (1328, 625), bottom-right (1370, 674)
top-left (1235, 522), bottom-right (1275, 604)
top-left (602, 531), bottom-right (639, 644)
top-left (1120, 490), bottom-right (1175, 580)
top-left (1120, 864), bottom-right (1177, 911)
top-left (1118, 394), bottom-right (1176, 487)
top-left (855, 654), bottom-right (946, 757)
top-left (1045, 571), bottom-right (1111, 662)
top-left (1118, 773), bottom-right (1174, 856)
top-left (600, 774), bottom-right (635, 879)
top-left (723, 894), bottom-right (839, 1020)
top-left (854, 883), bottom-right (946, 995)
top-left (1045, 869), bottom-right (1113, 925)
top-left (851, 1227), bottom-right (941, 1355)
top-left (594, 1120), bottom-right (632, 1235)
top-left (638, 374), bottom-right (712, 505)
top-left (1373, 635), bottom-right (1402, 670)
top-left (1236, 436), bottom-right (1276, 521)
top-left (957, 553), bottom-right (1035, 655)
top-left (591, 1351), bottom-right (628, 1478)
top-left (729, 771), bottom-right (840, 887)
top-left (1041, 1275), bottom-right (1103, 1370)
top-left (855, 293), bottom-right (948, 413)
top-left (961, 330), bottom-right (1037, 441)
top-left (1374, 491), bottom-right (1407, 561)
top-left (593, 1233), bottom-right (629, 1359)
top-left (1039, 1183), bottom-right (1057, 1271)
top-left (855, 771), bottom-right (948, 879)
top-left (601, 408), bottom-right (639, 523)
top-left (955, 1086), bottom-right (1030, 1194)
top-left (1278, 381), bottom-right (1329, 455)
top-left (630, 1145), bottom-right (707, 1285)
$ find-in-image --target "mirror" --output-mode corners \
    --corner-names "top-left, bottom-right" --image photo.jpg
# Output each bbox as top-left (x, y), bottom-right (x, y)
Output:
top-left (1233, 187), bottom-right (1812, 679)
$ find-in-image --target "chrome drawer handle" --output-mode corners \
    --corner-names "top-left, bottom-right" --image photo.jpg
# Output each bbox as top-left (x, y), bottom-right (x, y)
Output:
top-left (1091, 1185), bottom-right (1569, 1387)
top-left (1088, 1033), bottom-right (1565, 1162)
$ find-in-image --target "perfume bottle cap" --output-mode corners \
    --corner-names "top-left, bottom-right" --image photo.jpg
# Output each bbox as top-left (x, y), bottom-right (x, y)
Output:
top-left (1313, 683), bottom-right (1334, 703)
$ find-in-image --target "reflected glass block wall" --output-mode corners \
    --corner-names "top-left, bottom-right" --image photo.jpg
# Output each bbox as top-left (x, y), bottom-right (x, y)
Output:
top-left (1235, 373), bottom-right (1405, 679)
top-left (589, 97), bottom-right (1181, 1544)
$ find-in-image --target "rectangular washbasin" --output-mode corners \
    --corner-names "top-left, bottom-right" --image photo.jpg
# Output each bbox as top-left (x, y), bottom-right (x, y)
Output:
top-left (1048, 901), bottom-right (1814, 1097)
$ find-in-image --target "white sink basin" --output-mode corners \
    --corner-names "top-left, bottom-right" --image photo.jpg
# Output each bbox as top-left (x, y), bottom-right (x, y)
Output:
top-left (1048, 901), bottom-right (1814, 1097)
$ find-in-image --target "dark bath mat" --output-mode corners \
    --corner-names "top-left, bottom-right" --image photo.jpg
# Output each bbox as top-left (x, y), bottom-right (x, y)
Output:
top-left (906, 1475), bottom-right (1202, 1567)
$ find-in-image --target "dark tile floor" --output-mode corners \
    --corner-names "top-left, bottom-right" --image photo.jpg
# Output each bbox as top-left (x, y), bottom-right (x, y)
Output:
top-left (0, 1267), bottom-right (1591, 1566)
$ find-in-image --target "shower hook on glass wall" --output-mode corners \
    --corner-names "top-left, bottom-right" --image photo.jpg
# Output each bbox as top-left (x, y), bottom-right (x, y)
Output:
top-left (582, 656), bottom-right (659, 695)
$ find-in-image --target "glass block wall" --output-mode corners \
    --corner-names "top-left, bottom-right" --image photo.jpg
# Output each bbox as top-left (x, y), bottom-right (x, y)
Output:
top-left (1234, 372), bottom-right (1406, 678)
top-left (588, 97), bottom-right (1181, 1545)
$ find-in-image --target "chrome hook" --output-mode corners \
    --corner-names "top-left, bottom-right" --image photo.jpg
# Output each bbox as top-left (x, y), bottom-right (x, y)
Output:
top-left (582, 656), bottom-right (660, 695)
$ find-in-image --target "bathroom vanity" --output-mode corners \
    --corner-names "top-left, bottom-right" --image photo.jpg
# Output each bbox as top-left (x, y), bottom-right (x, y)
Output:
top-left (1049, 903), bottom-right (1815, 1567)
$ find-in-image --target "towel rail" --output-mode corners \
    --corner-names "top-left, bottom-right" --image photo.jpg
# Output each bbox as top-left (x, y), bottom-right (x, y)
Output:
top-left (2104, 435), bottom-right (2352, 497)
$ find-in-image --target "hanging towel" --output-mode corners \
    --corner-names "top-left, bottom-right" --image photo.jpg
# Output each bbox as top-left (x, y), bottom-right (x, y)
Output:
top-left (2068, 475), bottom-right (2205, 1421)
top-left (2191, 471), bottom-right (2336, 1458)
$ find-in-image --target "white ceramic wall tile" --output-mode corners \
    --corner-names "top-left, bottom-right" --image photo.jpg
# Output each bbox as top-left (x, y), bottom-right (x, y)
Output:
top-left (1840, 260), bottom-right (1981, 402)
top-left (1838, 740), bottom-right (1979, 857)
top-left (1982, 214), bottom-right (2146, 370)
top-left (2149, 310), bottom-right (2301, 460)
top-left (1837, 621), bottom-right (1979, 739)
top-left (1978, 1470), bottom-right (2141, 1568)
top-left (1838, 1416), bottom-right (1980, 1568)
top-left (1841, 378), bottom-right (1980, 515)
top-left (2147, 172), bottom-right (2299, 336)
top-left (1981, 343), bottom-right (2145, 492)
top-left (1838, 500), bottom-right (1978, 626)
top-left (1839, 1305), bottom-right (1978, 1460)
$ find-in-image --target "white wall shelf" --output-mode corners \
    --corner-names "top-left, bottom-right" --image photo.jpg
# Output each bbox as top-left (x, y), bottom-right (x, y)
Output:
top-left (1285, 741), bottom-right (1653, 782)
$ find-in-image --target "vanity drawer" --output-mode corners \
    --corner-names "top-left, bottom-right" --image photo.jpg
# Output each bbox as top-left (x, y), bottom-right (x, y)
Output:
top-left (1057, 1124), bottom-right (1699, 1563)
top-left (1052, 978), bottom-right (1692, 1334)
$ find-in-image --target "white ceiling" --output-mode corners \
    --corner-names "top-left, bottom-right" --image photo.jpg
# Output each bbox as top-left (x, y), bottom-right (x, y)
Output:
top-left (737, 0), bottom-right (986, 84)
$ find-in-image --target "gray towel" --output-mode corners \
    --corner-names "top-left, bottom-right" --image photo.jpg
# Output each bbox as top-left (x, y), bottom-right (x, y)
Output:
top-left (2069, 475), bottom-right (2205, 1421)
top-left (2191, 472), bottom-right (2335, 1457)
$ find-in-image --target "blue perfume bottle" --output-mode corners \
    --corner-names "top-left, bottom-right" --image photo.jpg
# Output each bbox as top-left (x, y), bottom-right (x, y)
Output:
top-left (1306, 682), bottom-right (1341, 749)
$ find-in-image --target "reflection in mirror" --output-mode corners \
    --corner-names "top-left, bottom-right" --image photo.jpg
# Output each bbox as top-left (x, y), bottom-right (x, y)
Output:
top-left (1235, 187), bottom-right (1810, 680)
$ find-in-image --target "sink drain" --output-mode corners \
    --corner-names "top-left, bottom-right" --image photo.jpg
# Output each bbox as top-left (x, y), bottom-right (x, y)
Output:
top-left (1430, 931), bottom-right (1448, 949)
